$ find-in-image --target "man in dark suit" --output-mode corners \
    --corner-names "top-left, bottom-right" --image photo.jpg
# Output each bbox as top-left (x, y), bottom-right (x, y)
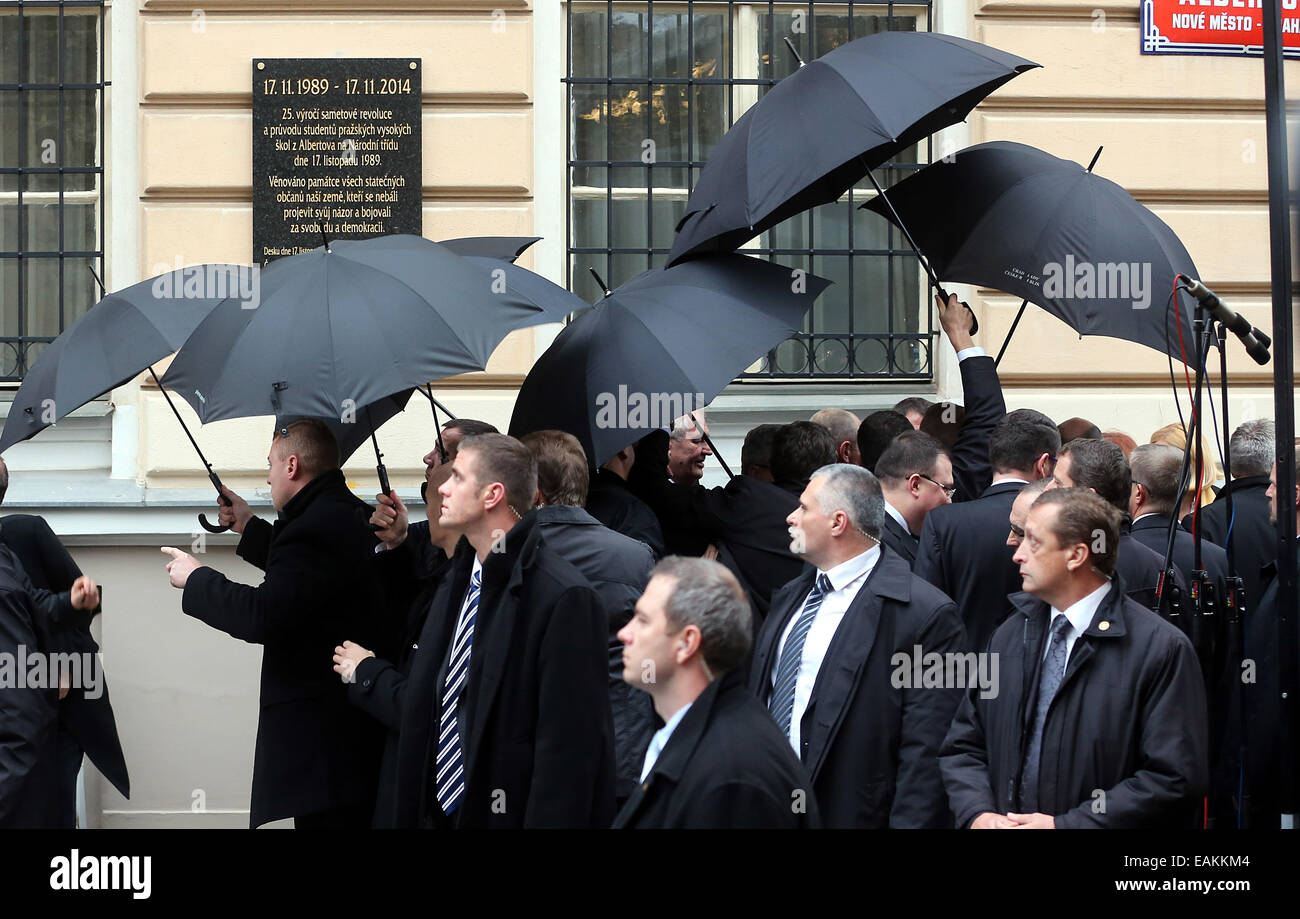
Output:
top-left (630, 421), bottom-right (837, 623)
top-left (930, 292), bottom-right (1006, 503)
top-left (0, 499), bottom-right (129, 827)
top-left (162, 420), bottom-right (391, 828)
top-left (1130, 443), bottom-right (1231, 614)
top-left (1050, 437), bottom-right (1186, 614)
top-left (335, 466), bottom-right (462, 827)
top-left (362, 433), bottom-right (614, 828)
top-left (518, 430), bottom-right (655, 807)
top-left (811, 408), bottom-right (862, 466)
top-left (941, 488), bottom-right (1209, 828)
top-left (857, 410), bottom-right (913, 474)
top-left (586, 442), bottom-right (665, 558)
top-left (613, 557), bottom-right (818, 828)
top-left (750, 463), bottom-right (967, 827)
top-left (1188, 418), bottom-right (1278, 609)
top-left (1223, 442), bottom-right (1299, 829)
top-left (875, 431), bottom-right (953, 568)
top-left (740, 423), bottom-right (782, 483)
top-left (916, 412), bottom-right (1059, 651)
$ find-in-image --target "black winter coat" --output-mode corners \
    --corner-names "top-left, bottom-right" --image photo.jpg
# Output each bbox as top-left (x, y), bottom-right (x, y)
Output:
top-left (940, 580), bottom-right (1210, 828)
top-left (750, 548), bottom-right (967, 828)
top-left (182, 470), bottom-right (393, 827)
top-left (1, 514), bottom-right (129, 801)
top-left (385, 513), bottom-right (616, 828)
top-left (613, 668), bottom-right (820, 828)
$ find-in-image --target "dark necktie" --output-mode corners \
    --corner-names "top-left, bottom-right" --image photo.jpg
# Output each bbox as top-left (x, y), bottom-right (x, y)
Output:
top-left (768, 573), bottom-right (833, 737)
top-left (1019, 614), bottom-right (1072, 813)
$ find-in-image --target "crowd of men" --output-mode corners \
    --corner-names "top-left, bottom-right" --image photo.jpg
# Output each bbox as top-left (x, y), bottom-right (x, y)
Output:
top-left (2, 293), bottom-right (1296, 829)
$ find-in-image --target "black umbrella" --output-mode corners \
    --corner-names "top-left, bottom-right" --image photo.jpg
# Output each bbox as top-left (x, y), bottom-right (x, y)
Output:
top-left (277, 387), bottom-right (415, 467)
top-left (509, 254), bottom-right (830, 467)
top-left (438, 236), bottom-right (540, 262)
top-left (160, 234), bottom-right (545, 423)
top-left (0, 264), bottom-right (252, 532)
top-left (861, 141), bottom-right (1200, 361)
top-left (0, 266), bottom-right (238, 453)
top-left (665, 31), bottom-right (1038, 267)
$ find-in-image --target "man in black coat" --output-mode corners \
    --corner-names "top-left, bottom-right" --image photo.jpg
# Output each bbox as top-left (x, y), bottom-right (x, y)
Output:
top-left (875, 431), bottom-right (954, 569)
top-left (0, 540), bottom-right (100, 827)
top-left (0, 508), bottom-right (129, 826)
top-left (916, 411), bottom-right (1059, 651)
top-left (1188, 418), bottom-right (1278, 610)
top-left (751, 463), bottom-right (967, 827)
top-left (928, 292), bottom-right (1006, 503)
top-left (162, 420), bottom-right (391, 828)
top-left (1050, 437), bottom-right (1186, 614)
top-left (630, 421), bottom-right (837, 623)
top-left (614, 557), bottom-right (818, 828)
top-left (1225, 445), bottom-right (1299, 829)
top-left (519, 430), bottom-right (655, 805)
top-left (352, 433), bottom-right (614, 828)
top-left (586, 442), bottom-right (665, 558)
top-left (941, 488), bottom-right (1209, 828)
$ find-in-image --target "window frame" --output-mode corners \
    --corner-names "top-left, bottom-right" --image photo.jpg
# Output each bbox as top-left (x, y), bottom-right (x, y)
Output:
top-left (564, 0), bottom-right (937, 383)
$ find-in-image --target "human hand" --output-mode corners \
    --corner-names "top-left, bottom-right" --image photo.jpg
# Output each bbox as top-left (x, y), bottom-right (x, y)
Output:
top-left (70, 575), bottom-right (100, 611)
top-left (333, 641), bottom-right (375, 683)
top-left (370, 491), bottom-right (409, 549)
top-left (218, 486), bottom-right (253, 534)
top-left (161, 546), bottom-right (202, 589)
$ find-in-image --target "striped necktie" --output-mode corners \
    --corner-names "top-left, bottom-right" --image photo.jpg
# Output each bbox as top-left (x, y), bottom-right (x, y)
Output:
top-left (768, 573), bottom-right (833, 737)
top-left (436, 568), bottom-right (482, 816)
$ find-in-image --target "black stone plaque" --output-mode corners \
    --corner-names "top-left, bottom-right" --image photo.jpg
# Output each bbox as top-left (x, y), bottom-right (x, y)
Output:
top-left (252, 58), bottom-right (422, 263)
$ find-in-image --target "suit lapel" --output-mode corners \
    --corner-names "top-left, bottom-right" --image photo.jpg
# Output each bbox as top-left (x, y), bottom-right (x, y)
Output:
top-left (749, 570), bottom-right (815, 697)
top-left (801, 551), bottom-right (910, 779)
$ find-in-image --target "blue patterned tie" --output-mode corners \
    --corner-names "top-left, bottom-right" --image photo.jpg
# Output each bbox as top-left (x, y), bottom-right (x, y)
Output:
top-left (1020, 614), bottom-right (1073, 813)
top-left (768, 573), bottom-right (833, 737)
top-left (436, 569), bottom-right (482, 815)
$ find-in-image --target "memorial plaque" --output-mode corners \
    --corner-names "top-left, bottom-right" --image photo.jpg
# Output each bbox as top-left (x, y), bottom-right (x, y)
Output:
top-left (253, 58), bottom-right (422, 262)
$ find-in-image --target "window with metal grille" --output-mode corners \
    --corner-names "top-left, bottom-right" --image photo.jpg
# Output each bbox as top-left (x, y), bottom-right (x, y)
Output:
top-left (565, 1), bottom-right (935, 380)
top-left (0, 0), bottom-right (105, 382)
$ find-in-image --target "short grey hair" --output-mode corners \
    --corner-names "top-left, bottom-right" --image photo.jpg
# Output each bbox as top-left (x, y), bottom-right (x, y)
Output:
top-left (1230, 418), bottom-right (1275, 479)
top-left (670, 411), bottom-right (704, 440)
top-left (810, 463), bottom-right (885, 539)
top-left (1129, 443), bottom-right (1186, 513)
top-left (651, 557), bottom-right (752, 676)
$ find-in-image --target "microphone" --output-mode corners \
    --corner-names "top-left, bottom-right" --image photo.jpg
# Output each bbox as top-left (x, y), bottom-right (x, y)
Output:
top-left (1181, 278), bottom-right (1271, 366)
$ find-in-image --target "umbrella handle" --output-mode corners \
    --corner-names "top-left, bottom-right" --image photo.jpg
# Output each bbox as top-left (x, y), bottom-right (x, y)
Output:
top-left (369, 463), bottom-right (393, 532)
top-left (199, 472), bottom-right (233, 534)
top-left (935, 285), bottom-right (979, 337)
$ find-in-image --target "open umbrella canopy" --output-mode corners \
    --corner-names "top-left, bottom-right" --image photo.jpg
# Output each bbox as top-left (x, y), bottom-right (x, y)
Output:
top-left (276, 387), bottom-right (415, 466)
top-left (510, 254), bottom-right (830, 466)
top-left (861, 141), bottom-right (1200, 359)
top-left (0, 265), bottom-right (241, 453)
top-left (666, 31), bottom-right (1038, 267)
top-left (437, 236), bottom-right (540, 262)
top-left (161, 234), bottom-right (546, 423)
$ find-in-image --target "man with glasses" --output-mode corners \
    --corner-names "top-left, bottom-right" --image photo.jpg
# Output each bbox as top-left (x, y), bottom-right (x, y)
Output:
top-left (916, 410), bottom-right (1061, 651)
top-left (874, 431), bottom-right (954, 569)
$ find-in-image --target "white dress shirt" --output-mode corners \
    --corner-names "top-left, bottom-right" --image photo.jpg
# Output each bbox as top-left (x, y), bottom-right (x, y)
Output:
top-left (956, 346), bottom-right (987, 362)
top-left (640, 701), bottom-right (693, 781)
top-left (1044, 581), bottom-right (1111, 665)
top-left (884, 499), bottom-right (911, 536)
top-left (770, 546), bottom-right (881, 753)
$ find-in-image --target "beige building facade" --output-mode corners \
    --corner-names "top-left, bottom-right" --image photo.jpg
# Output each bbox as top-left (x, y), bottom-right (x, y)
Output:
top-left (0, 0), bottom-right (1295, 826)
